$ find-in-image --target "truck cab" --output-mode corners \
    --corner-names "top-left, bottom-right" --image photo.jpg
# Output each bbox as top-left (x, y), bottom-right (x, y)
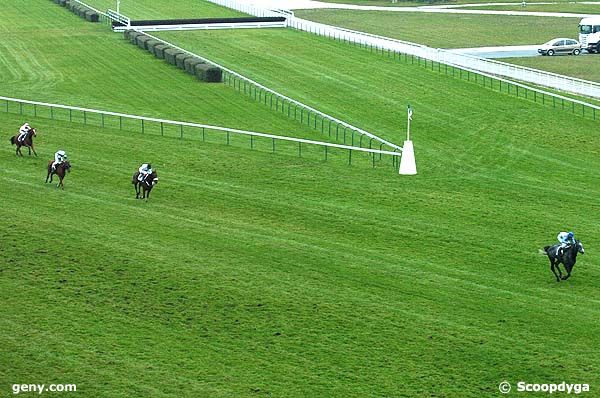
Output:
top-left (579, 17), bottom-right (600, 53)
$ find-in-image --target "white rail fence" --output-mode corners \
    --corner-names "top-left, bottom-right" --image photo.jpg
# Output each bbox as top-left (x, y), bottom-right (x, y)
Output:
top-left (107, 9), bottom-right (130, 28)
top-left (68, 0), bottom-right (402, 152)
top-left (1, 95), bottom-right (401, 169)
top-left (205, 0), bottom-right (600, 100)
top-left (140, 31), bottom-right (403, 151)
top-left (120, 21), bottom-right (286, 32)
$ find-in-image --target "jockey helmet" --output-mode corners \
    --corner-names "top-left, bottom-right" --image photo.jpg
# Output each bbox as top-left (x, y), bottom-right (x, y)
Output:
top-left (57, 150), bottom-right (66, 156)
top-left (24, 123), bottom-right (29, 128)
top-left (568, 231), bottom-right (574, 239)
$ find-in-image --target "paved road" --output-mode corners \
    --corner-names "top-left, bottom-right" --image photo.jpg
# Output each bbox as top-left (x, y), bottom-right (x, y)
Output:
top-left (448, 44), bottom-right (597, 58)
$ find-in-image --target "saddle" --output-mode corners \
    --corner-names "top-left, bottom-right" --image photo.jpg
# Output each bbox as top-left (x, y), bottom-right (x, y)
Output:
top-left (557, 244), bottom-right (572, 256)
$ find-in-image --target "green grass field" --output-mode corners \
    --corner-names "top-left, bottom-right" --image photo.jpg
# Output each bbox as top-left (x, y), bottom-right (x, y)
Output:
top-left (467, 3), bottom-right (600, 13)
top-left (295, 9), bottom-right (600, 82)
top-left (314, 0), bottom-right (575, 5)
top-left (295, 9), bottom-right (579, 48)
top-left (0, 3), bottom-right (322, 140)
top-left (503, 55), bottom-right (600, 83)
top-left (3, 1), bottom-right (600, 397)
top-left (79, 0), bottom-right (246, 19)
top-left (155, 28), bottom-right (599, 143)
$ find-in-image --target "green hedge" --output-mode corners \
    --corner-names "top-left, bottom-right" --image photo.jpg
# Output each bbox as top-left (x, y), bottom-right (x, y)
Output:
top-left (164, 48), bottom-right (185, 65)
top-left (195, 63), bottom-right (223, 83)
top-left (129, 31), bottom-right (144, 44)
top-left (121, 28), bottom-right (223, 84)
top-left (61, 1), bottom-right (99, 23)
top-left (84, 10), bottom-right (99, 22)
top-left (183, 57), bottom-right (203, 74)
top-left (175, 53), bottom-right (192, 70)
top-left (136, 35), bottom-right (153, 50)
top-left (153, 44), bottom-right (169, 59)
top-left (145, 40), bottom-right (162, 53)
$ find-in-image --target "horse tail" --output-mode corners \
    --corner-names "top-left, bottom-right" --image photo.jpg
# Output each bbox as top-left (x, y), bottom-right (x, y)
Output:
top-left (9, 136), bottom-right (15, 145)
top-left (539, 248), bottom-right (549, 255)
top-left (543, 246), bottom-right (551, 253)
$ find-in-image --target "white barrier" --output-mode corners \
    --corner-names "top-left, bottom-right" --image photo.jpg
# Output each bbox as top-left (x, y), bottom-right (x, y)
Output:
top-left (121, 21), bottom-right (286, 32)
top-left (0, 95), bottom-right (402, 160)
top-left (107, 9), bottom-right (130, 28)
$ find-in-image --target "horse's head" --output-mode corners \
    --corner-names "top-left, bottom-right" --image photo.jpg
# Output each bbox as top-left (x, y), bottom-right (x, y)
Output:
top-left (29, 128), bottom-right (36, 138)
top-left (576, 240), bottom-right (585, 255)
top-left (150, 171), bottom-right (158, 186)
top-left (63, 160), bottom-right (72, 172)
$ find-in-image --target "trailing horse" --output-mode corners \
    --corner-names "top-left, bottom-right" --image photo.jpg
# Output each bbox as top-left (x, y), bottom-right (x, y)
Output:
top-left (543, 240), bottom-right (585, 282)
top-left (132, 170), bottom-right (158, 200)
top-left (10, 128), bottom-right (37, 157)
top-left (46, 160), bottom-right (71, 189)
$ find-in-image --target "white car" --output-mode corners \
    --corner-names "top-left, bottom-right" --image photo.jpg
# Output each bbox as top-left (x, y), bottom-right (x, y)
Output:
top-left (538, 38), bottom-right (581, 56)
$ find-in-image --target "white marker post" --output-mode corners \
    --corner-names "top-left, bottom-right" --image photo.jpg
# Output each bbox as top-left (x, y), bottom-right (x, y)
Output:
top-left (116, 0), bottom-right (121, 14)
top-left (399, 104), bottom-right (417, 175)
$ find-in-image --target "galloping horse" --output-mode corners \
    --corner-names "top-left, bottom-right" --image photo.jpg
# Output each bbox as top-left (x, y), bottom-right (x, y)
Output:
top-left (543, 240), bottom-right (585, 282)
top-left (10, 128), bottom-right (37, 156)
top-left (132, 170), bottom-right (158, 200)
top-left (46, 160), bottom-right (71, 189)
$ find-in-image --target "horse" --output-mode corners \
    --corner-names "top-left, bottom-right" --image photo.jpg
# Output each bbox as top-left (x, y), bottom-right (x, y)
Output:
top-left (132, 170), bottom-right (158, 200)
top-left (543, 240), bottom-right (585, 282)
top-left (9, 128), bottom-right (37, 156)
top-left (46, 160), bottom-right (71, 189)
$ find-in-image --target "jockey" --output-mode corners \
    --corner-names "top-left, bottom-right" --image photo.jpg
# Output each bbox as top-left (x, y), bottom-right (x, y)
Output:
top-left (557, 231), bottom-right (576, 254)
top-left (52, 150), bottom-right (67, 171)
top-left (17, 123), bottom-right (31, 143)
top-left (138, 163), bottom-right (152, 182)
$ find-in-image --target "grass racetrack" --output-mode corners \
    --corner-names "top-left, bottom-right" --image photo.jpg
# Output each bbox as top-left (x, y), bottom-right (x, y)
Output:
top-left (295, 9), bottom-right (578, 48)
top-left (78, 0), bottom-right (246, 19)
top-left (3, 1), bottom-right (600, 397)
top-left (0, 2), bottom-right (317, 139)
top-left (467, 3), bottom-right (600, 13)
top-left (503, 55), bottom-right (600, 83)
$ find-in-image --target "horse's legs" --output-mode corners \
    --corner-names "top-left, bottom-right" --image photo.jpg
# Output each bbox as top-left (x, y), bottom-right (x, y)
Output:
top-left (30, 145), bottom-right (37, 157)
top-left (28, 146), bottom-right (31, 155)
top-left (550, 260), bottom-right (561, 282)
top-left (135, 183), bottom-right (140, 199)
top-left (561, 263), bottom-right (573, 280)
top-left (555, 261), bottom-right (565, 280)
top-left (16, 145), bottom-right (22, 157)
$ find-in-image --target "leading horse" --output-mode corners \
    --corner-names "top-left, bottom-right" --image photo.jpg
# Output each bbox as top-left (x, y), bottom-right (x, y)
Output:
top-left (132, 170), bottom-right (158, 200)
top-left (46, 160), bottom-right (71, 189)
top-left (10, 128), bottom-right (37, 156)
top-left (543, 240), bottom-right (585, 282)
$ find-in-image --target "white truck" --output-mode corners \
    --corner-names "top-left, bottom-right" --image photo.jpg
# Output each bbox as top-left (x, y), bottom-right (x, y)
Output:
top-left (579, 17), bottom-right (600, 53)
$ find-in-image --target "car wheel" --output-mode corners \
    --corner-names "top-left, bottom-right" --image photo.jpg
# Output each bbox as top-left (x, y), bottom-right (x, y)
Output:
top-left (573, 48), bottom-right (581, 56)
top-left (547, 49), bottom-right (555, 56)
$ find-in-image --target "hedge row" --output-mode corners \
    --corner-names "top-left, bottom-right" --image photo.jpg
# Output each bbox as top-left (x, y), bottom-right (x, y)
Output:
top-left (123, 30), bottom-right (222, 83)
top-left (51, 0), bottom-right (99, 22)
